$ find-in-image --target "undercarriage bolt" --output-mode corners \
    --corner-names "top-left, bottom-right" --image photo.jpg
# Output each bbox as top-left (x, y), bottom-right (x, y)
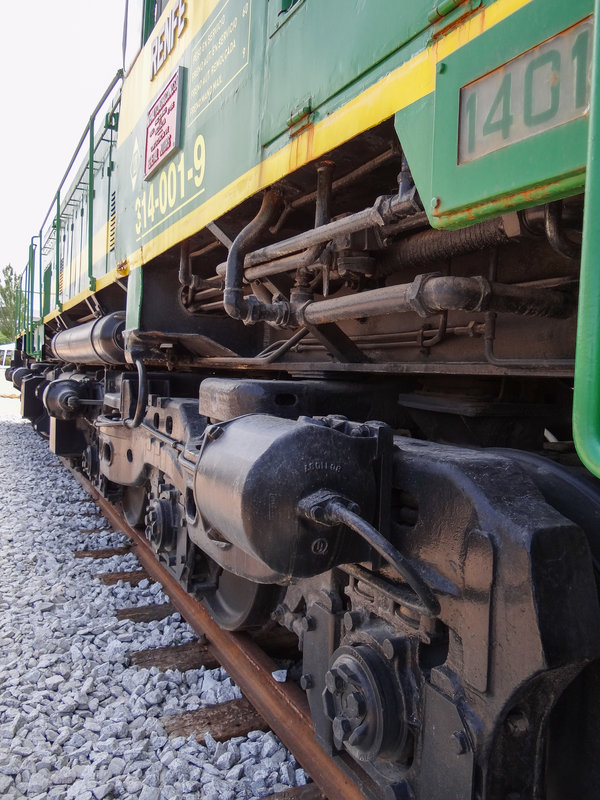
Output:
top-left (332, 715), bottom-right (352, 742)
top-left (325, 668), bottom-right (345, 693)
top-left (345, 691), bottom-right (366, 721)
top-left (299, 674), bottom-right (314, 690)
top-left (206, 424), bottom-right (224, 441)
top-left (382, 637), bottom-right (402, 660)
top-left (343, 611), bottom-right (361, 631)
top-left (347, 722), bottom-right (368, 747)
top-left (311, 537), bottom-right (329, 555)
top-left (301, 615), bottom-right (316, 632)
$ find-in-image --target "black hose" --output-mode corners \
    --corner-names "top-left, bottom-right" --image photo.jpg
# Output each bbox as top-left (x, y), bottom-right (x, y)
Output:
top-left (124, 359), bottom-right (147, 429)
top-left (327, 500), bottom-right (440, 616)
top-left (224, 190), bottom-right (284, 321)
top-left (544, 201), bottom-right (581, 260)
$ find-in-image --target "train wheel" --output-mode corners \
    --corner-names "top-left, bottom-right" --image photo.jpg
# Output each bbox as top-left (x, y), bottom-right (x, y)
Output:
top-left (202, 563), bottom-right (283, 632)
top-left (121, 485), bottom-right (147, 527)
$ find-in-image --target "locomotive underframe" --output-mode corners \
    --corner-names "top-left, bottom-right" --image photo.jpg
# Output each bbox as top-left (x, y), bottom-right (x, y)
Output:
top-left (12, 134), bottom-right (600, 799)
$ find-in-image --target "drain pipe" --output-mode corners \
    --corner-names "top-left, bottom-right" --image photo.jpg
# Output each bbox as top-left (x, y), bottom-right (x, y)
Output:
top-left (573, 0), bottom-right (600, 478)
top-left (223, 190), bottom-right (290, 325)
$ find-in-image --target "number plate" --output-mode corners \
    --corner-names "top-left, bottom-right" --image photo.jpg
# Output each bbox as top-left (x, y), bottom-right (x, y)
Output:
top-left (458, 17), bottom-right (592, 164)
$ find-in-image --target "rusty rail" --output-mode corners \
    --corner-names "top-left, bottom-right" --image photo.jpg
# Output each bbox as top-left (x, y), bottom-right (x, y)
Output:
top-left (65, 464), bottom-right (367, 800)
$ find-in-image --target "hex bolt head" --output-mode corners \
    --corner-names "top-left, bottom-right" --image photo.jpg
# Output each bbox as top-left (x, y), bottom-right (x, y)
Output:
top-left (301, 615), bottom-right (316, 632)
top-left (325, 668), bottom-right (345, 693)
top-left (332, 715), bottom-right (352, 742)
top-left (347, 721), bottom-right (368, 747)
top-left (299, 674), bottom-right (313, 691)
top-left (345, 691), bottom-right (366, 721)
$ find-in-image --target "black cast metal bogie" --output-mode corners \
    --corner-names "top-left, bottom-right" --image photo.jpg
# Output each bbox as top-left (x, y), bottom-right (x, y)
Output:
top-left (14, 351), bottom-right (598, 798)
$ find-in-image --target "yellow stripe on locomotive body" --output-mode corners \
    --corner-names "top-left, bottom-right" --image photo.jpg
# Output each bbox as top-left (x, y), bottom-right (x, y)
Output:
top-left (43, 0), bottom-right (592, 322)
top-left (113, 0), bottom-right (580, 282)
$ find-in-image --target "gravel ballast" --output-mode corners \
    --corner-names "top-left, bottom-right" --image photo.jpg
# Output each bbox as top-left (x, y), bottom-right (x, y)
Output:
top-left (0, 400), bottom-right (307, 799)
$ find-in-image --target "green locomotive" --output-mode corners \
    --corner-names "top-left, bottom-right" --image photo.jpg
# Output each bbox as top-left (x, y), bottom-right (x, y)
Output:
top-left (11, 0), bottom-right (600, 796)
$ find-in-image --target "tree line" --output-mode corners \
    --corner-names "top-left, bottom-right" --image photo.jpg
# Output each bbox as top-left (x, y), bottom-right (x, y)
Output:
top-left (0, 265), bottom-right (21, 344)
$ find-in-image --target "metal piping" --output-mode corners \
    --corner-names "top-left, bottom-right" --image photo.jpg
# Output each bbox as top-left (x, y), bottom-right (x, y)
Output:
top-left (245, 192), bottom-right (418, 269)
top-left (222, 187), bottom-right (420, 324)
top-left (292, 160), bottom-right (334, 280)
top-left (223, 190), bottom-right (286, 323)
top-left (248, 161), bottom-right (334, 298)
top-left (179, 238), bottom-right (192, 286)
top-left (298, 273), bottom-right (572, 327)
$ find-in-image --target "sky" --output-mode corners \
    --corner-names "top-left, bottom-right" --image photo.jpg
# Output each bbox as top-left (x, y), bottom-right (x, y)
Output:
top-left (0, 1), bottom-right (127, 275)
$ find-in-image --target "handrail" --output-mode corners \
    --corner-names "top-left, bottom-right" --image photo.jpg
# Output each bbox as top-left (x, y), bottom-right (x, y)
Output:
top-left (16, 69), bottom-right (124, 341)
top-left (573, 0), bottom-right (600, 477)
top-left (38, 69), bottom-right (123, 236)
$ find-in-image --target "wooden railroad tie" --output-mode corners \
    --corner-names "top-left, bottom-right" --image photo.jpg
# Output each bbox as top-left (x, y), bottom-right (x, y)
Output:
top-left (80, 527), bottom-right (112, 535)
top-left (162, 696), bottom-right (269, 741)
top-left (265, 787), bottom-right (325, 800)
top-left (74, 545), bottom-right (132, 559)
top-left (116, 602), bottom-right (177, 624)
top-left (95, 569), bottom-right (153, 586)
top-left (128, 628), bottom-right (299, 672)
top-left (130, 639), bottom-right (218, 671)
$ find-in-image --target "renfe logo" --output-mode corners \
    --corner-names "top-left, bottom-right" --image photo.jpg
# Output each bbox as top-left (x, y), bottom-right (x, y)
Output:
top-left (151, 0), bottom-right (187, 81)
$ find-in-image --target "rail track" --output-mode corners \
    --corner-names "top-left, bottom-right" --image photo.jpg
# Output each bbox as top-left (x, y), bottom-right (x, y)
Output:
top-left (65, 461), bottom-right (368, 800)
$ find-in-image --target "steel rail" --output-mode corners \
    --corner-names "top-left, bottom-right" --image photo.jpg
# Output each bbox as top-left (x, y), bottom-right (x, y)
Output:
top-left (65, 463), bottom-right (366, 800)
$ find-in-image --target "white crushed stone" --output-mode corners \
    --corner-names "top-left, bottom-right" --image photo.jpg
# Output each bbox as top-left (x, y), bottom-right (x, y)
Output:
top-left (0, 403), bottom-right (307, 798)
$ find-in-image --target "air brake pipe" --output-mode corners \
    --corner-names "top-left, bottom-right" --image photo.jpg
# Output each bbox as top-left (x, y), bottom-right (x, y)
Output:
top-left (244, 191), bottom-right (416, 268)
top-left (573, 0), bottom-right (600, 478)
top-left (297, 274), bottom-right (572, 327)
top-left (220, 207), bottom-right (511, 284)
top-left (223, 187), bottom-right (420, 322)
top-left (247, 162), bottom-right (334, 294)
top-left (223, 190), bottom-right (288, 324)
